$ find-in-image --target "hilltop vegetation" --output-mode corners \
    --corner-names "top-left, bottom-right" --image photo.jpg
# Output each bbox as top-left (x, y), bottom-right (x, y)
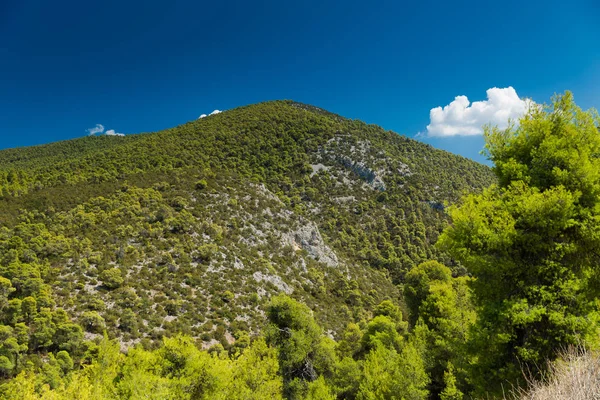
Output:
top-left (0, 100), bottom-right (493, 343)
top-left (9, 95), bottom-right (598, 399)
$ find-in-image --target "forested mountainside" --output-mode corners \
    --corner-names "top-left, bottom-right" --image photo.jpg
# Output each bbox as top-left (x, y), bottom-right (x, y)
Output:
top-left (0, 100), bottom-right (499, 398)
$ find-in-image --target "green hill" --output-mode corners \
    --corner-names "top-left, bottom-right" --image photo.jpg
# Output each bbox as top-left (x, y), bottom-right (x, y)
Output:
top-left (0, 100), bottom-right (494, 385)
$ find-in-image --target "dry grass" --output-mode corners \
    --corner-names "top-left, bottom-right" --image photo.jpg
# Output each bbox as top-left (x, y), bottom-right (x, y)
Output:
top-left (507, 347), bottom-right (600, 400)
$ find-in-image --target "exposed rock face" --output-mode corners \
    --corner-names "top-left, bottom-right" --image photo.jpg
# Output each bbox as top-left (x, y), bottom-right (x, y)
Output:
top-left (310, 163), bottom-right (332, 177)
top-left (333, 196), bottom-right (356, 203)
top-left (253, 271), bottom-right (293, 294)
top-left (337, 155), bottom-right (386, 191)
top-left (397, 162), bottom-right (412, 177)
top-left (233, 257), bottom-right (244, 270)
top-left (317, 136), bottom-right (388, 191)
top-left (281, 220), bottom-right (339, 268)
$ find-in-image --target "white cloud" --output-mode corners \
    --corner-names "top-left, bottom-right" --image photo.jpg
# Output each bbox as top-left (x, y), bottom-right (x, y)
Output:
top-left (86, 124), bottom-right (125, 137)
top-left (86, 124), bottom-right (105, 136)
top-left (198, 109), bottom-right (223, 119)
top-left (425, 87), bottom-right (534, 137)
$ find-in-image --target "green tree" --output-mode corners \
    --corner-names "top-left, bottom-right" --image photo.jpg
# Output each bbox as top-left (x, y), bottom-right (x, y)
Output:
top-left (99, 268), bottom-right (124, 290)
top-left (55, 350), bottom-right (74, 373)
top-left (4, 299), bottom-right (22, 325)
top-left (80, 311), bottom-right (106, 334)
top-left (21, 296), bottom-right (37, 323)
top-left (0, 356), bottom-right (13, 377)
top-left (86, 336), bottom-right (124, 398)
top-left (357, 341), bottom-right (429, 400)
top-left (306, 376), bottom-right (336, 400)
top-left (404, 261), bottom-right (475, 397)
top-left (227, 338), bottom-right (283, 399)
top-left (360, 315), bottom-right (403, 352)
top-left (119, 309), bottom-right (138, 333)
top-left (336, 323), bottom-right (362, 358)
top-left (404, 261), bottom-right (452, 326)
top-left (53, 322), bottom-right (84, 354)
top-left (439, 363), bottom-right (462, 400)
top-left (195, 179), bottom-right (208, 190)
top-left (373, 300), bottom-right (404, 322)
top-left (266, 295), bottom-right (336, 399)
top-left (438, 92), bottom-right (600, 392)
top-left (29, 309), bottom-right (56, 350)
top-left (0, 277), bottom-right (15, 310)
top-left (332, 357), bottom-right (361, 399)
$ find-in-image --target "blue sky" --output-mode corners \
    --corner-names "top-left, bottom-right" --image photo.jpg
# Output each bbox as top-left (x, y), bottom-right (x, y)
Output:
top-left (1, 0), bottom-right (599, 164)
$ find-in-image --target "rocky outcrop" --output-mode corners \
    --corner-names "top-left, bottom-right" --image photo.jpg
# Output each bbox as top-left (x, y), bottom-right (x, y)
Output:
top-left (281, 220), bottom-right (339, 268)
top-left (253, 271), bottom-right (293, 294)
top-left (336, 155), bottom-right (386, 191)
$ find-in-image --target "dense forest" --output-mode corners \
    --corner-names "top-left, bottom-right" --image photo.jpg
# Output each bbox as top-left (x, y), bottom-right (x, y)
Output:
top-left (0, 93), bottom-right (597, 399)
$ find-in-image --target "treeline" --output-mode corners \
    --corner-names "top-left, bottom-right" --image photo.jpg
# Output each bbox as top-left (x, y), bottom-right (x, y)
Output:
top-left (1, 283), bottom-right (470, 400)
top-left (0, 101), bottom-right (493, 204)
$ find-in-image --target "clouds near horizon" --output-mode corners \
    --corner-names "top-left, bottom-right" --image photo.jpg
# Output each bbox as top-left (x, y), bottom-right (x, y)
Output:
top-left (86, 124), bottom-right (124, 137)
top-left (86, 124), bottom-right (105, 136)
top-left (105, 129), bottom-right (124, 136)
top-left (425, 87), bottom-right (533, 137)
top-left (198, 110), bottom-right (223, 119)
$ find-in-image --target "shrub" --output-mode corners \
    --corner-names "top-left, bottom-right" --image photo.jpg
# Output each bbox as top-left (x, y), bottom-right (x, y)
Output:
top-left (80, 311), bottom-right (106, 333)
top-left (99, 268), bottom-right (124, 290)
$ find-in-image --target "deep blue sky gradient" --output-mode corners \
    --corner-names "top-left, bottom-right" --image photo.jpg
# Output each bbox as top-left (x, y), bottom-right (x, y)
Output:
top-left (1, 0), bottom-right (599, 163)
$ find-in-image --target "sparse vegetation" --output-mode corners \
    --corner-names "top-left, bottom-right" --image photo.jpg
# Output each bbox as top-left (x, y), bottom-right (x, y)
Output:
top-left (508, 346), bottom-right (600, 400)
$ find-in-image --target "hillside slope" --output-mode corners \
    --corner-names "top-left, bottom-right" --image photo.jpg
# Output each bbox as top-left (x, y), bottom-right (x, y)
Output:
top-left (0, 100), bottom-right (494, 352)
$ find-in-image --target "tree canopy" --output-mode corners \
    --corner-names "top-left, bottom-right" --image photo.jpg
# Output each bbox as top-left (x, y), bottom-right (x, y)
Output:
top-left (438, 91), bottom-right (600, 391)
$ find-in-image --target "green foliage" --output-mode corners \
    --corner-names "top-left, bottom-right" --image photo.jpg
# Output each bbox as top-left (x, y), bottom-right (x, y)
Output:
top-left (81, 311), bottom-right (106, 333)
top-left (357, 341), bottom-right (429, 400)
top-left (221, 290), bottom-right (235, 303)
top-left (0, 356), bottom-right (13, 377)
top-left (0, 294), bottom-right (436, 400)
top-left (306, 376), bottom-right (336, 400)
top-left (438, 92), bottom-right (600, 394)
top-left (403, 261), bottom-right (475, 396)
top-left (0, 100), bottom-right (496, 397)
top-left (373, 300), bottom-right (403, 321)
top-left (361, 315), bottom-right (403, 352)
top-left (404, 261), bottom-right (452, 325)
top-left (195, 179), bottom-right (208, 190)
top-left (439, 363), bottom-right (463, 400)
top-left (0, 334), bottom-right (282, 400)
top-left (0, 277), bottom-right (14, 310)
top-left (99, 268), bottom-right (124, 290)
top-left (228, 337), bottom-right (283, 399)
top-left (266, 295), bottom-right (336, 399)
top-left (336, 323), bottom-right (363, 358)
top-left (55, 350), bottom-right (74, 373)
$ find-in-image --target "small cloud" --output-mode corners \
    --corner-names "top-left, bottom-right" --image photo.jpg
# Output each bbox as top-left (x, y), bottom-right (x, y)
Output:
top-left (425, 87), bottom-right (534, 137)
top-left (86, 124), bottom-right (125, 137)
top-left (198, 109), bottom-right (224, 119)
top-left (86, 124), bottom-right (104, 136)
